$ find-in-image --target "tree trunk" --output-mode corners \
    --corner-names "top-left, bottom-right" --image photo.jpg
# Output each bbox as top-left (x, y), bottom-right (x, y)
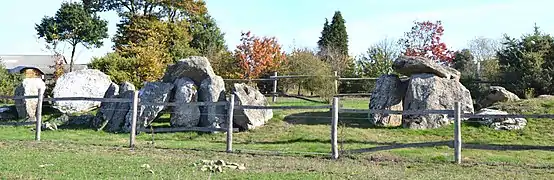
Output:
top-left (70, 44), bottom-right (76, 72)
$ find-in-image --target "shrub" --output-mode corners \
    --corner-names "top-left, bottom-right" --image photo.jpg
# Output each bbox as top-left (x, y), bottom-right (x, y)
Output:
top-left (281, 48), bottom-right (335, 102)
top-left (0, 63), bottom-right (23, 104)
top-left (89, 52), bottom-right (142, 87)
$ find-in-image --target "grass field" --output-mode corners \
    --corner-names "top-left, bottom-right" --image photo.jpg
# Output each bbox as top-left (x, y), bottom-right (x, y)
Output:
top-left (1, 97), bottom-right (554, 179)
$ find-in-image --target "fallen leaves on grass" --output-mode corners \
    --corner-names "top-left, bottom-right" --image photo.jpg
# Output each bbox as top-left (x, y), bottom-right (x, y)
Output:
top-left (141, 164), bottom-right (154, 174)
top-left (193, 160), bottom-right (246, 173)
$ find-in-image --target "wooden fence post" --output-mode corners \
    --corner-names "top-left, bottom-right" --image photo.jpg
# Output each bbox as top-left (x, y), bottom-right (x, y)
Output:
top-left (129, 90), bottom-right (139, 149)
top-left (331, 97), bottom-right (339, 159)
top-left (454, 101), bottom-right (462, 164)
top-left (333, 71), bottom-right (338, 95)
top-left (35, 88), bottom-right (44, 141)
top-left (272, 72), bottom-right (278, 103)
top-left (226, 94), bottom-right (235, 153)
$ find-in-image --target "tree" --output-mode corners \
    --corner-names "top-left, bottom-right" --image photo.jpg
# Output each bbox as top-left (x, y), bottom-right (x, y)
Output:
top-left (468, 37), bottom-right (502, 78)
top-left (35, 2), bottom-right (108, 72)
top-left (317, 18), bottom-right (331, 51)
top-left (452, 49), bottom-right (475, 74)
top-left (234, 31), bottom-right (287, 79)
top-left (89, 53), bottom-right (140, 86)
top-left (90, 15), bottom-right (178, 87)
top-left (83, 0), bottom-right (207, 18)
top-left (318, 11), bottom-right (348, 56)
top-left (282, 48), bottom-right (335, 101)
top-left (468, 36), bottom-right (501, 62)
top-left (497, 25), bottom-right (554, 97)
top-left (188, 13), bottom-right (227, 56)
top-left (88, 0), bottom-right (207, 60)
top-left (317, 11), bottom-right (351, 74)
top-left (398, 20), bottom-right (454, 63)
top-left (210, 50), bottom-right (241, 79)
top-left (357, 38), bottom-right (401, 78)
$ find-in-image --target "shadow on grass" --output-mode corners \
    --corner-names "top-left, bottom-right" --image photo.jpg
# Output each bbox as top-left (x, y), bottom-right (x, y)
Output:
top-left (346, 141), bottom-right (554, 154)
top-left (284, 111), bottom-right (402, 129)
top-left (218, 137), bottom-right (396, 146)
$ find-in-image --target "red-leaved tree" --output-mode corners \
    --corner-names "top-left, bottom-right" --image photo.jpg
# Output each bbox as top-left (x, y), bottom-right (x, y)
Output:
top-left (398, 20), bottom-right (454, 63)
top-left (234, 31), bottom-right (287, 79)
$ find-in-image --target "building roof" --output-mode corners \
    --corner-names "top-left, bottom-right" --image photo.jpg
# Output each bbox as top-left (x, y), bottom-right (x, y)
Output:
top-left (0, 55), bottom-right (88, 75)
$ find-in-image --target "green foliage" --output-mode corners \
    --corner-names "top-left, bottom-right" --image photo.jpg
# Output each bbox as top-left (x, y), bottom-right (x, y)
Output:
top-left (164, 20), bottom-right (198, 61)
top-left (88, 53), bottom-right (141, 87)
top-left (524, 88), bottom-right (536, 99)
top-left (113, 14), bottom-right (196, 60)
top-left (0, 63), bottom-right (23, 103)
top-left (97, 15), bottom-right (197, 86)
top-left (187, 13), bottom-right (227, 56)
top-left (210, 50), bottom-right (241, 79)
top-left (317, 11), bottom-right (352, 76)
top-left (452, 49), bottom-right (475, 74)
top-left (317, 11), bottom-right (348, 56)
top-left (35, 2), bottom-right (108, 72)
top-left (281, 48), bottom-right (335, 101)
top-left (83, 0), bottom-right (207, 18)
top-left (349, 38), bottom-right (400, 93)
top-left (480, 58), bottom-right (501, 82)
top-left (357, 45), bottom-right (396, 78)
top-left (497, 25), bottom-right (554, 97)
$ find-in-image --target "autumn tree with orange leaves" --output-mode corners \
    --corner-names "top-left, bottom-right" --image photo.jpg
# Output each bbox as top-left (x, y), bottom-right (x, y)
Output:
top-left (234, 31), bottom-right (287, 79)
top-left (398, 20), bottom-right (455, 63)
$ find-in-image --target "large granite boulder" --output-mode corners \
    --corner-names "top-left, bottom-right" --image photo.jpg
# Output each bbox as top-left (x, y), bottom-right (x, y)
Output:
top-left (232, 83), bottom-right (273, 130)
top-left (170, 78), bottom-right (201, 127)
top-left (123, 82), bottom-right (174, 132)
top-left (52, 69), bottom-right (112, 114)
top-left (14, 78), bottom-right (46, 121)
top-left (93, 82), bottom-right (136, 132)
top-left (393, 56), bottom-right (461, 81)
top-left (472, 108), bottom-right (527, 130)
top-left (92, 83), bottom-right (119, 129)
top-left (198, 75), bottom-right (227, 128)
top-left (119, 82), bottom-right (136, 93)
top-left (480, 86), bottom-right (520, 108)
top-left (162, 56), bottom-right (216, 85)
top-left (368, 74), bottom-right (407, 127)
top-left (403, 74), bottom-right (474, 129)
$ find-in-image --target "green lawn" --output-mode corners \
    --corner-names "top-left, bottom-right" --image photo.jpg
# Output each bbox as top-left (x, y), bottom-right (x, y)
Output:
top-left (0, 97), bottom-right (554, 179)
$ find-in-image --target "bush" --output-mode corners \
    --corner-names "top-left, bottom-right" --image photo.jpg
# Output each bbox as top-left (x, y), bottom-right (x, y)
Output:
top-left (281, 48), bottom-right (335, 102)
top-left (0, 63), bottom-right (23, 104)
top-left (89, 52), bottom-right (142, 87)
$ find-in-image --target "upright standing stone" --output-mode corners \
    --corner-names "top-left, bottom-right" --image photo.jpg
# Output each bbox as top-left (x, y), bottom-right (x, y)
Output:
top-left (100, 82), bottom-right (136, 132)
top-left (123, 82), bottom-right (174, 132)
top-left (198, 75), bottom-right (226, 128)
top-left (368, 74), bottom-right (407, 127)
top-left (92, 83), bottom-right (119, 129)
top-left (14, 78), bottom-right (46, 121)
top-left (170, 78), bottom-right (201, 127)
top-left (403, 74), bottom-right (474, 129)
